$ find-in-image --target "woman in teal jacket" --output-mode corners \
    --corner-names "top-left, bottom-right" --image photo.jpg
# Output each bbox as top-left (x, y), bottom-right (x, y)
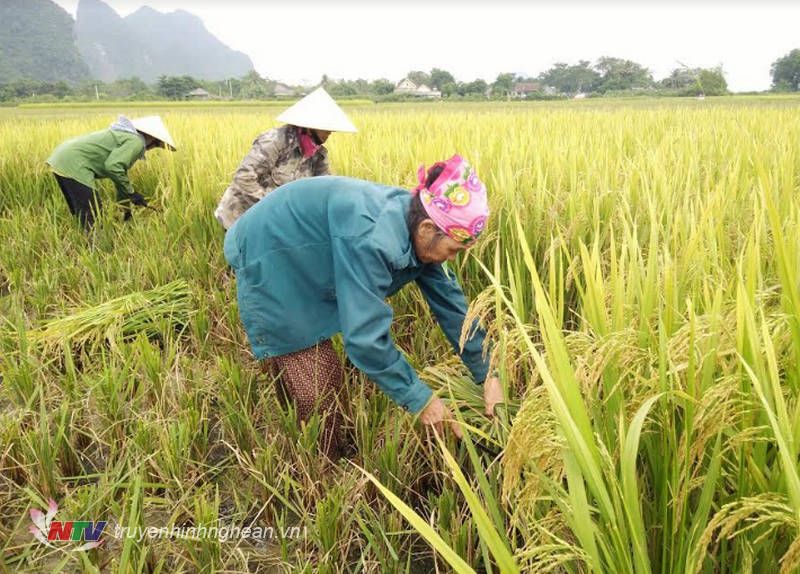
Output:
top-left (224, 155), bottom-right (503, 458)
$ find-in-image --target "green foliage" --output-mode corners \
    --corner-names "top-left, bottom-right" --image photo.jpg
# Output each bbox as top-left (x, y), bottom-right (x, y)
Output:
top-left (459, 79), bottom-right (488, 97)
top-left (661, 66), bottom-right (728, 96)
top-left (537, 60), bottom-right (600, 95)
top-left (536, 57), bottom-right (655, 95)
top-left (491, 73), bottom-right (516, 97)
top-left (406, 70), bottom-right (431, 87)
top-left (372, 79), bottom-right (396, 95)
top-left (430, 68), bottom-right (456, 91)
top-left (594, 56), bottom-right (654, 93)
top-left (771, 49), bottom-right (800, 91)
top-left (696, 68), bottom-right (728, 95)
top-left (660, 67), bottom-right (698, 90)
top-left (236, 70), bottom-right (275, 99)
top-left (157, 75), bottom-right (201, 100)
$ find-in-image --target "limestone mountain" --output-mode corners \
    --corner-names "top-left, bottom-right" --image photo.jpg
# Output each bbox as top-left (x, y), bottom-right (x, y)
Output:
top-left (75, 0), bottom-right (254, 82)
top-left (0, 0), bottom-right (90, 83)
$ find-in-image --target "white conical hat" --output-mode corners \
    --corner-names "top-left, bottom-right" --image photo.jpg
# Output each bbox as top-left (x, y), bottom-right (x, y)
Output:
top-left (276, 87), bottom-right (357, 133)
top-left (131, 116), bottom-right (177, 150)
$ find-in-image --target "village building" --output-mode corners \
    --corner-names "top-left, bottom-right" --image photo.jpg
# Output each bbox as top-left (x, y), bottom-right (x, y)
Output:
top-left (511, 82), bottom-right (541, 98)
top-left (273, 83), bottom-right (296, 97)
top-left (185, 88), bottom-right (211, 100)
top-left (393, 78), bottom-right (442, 98)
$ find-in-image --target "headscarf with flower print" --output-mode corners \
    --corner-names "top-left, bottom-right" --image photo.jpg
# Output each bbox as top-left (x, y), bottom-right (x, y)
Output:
top-left (411, 154), bottom-right (489, 246)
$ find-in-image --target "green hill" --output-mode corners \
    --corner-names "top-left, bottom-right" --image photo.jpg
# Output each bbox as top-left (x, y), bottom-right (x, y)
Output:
top-left (0, 0), bottom-right (90, 83)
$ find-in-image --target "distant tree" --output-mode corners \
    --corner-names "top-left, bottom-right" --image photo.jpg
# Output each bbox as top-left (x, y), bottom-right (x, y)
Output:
top-left (215, 77), bottom-right (243, 99)
top-left (0, 79), bottom-right (71, 100)
top-left (326, 80), bottom-right (358, 97)
top-left (491, 73), bottom-right (515, 97)
top-left (70, 80), bottom-right (103, 100)
top-left (50, 81), bottom-right (71, 99)
top-left (660, 67), bottom-right (697, 90)
top-left (0, 79), bottom-right (37, 100)
top-left (538, 61), bottom-right (599, 94)
top-left (771, 49), bottom-right (800, 91)
top-left (157, 75), bottom-right (199, 100)
top-left (239, 70), bottom-right (271, 99)
top-left (429, 68), bottom-right (456, 90)
top-left (406, 70), bottom-right (431, 86)
top-left (594, 57), bottom-right (653, 93)
top-left (105, 77), bottom-right (152, 99)
top-left (660, 65), bottom-right (727, 96)
top-left (440, 81), bottom-right (459, 97)
top-left (371, 79), bottom-right (395, 95)
top-left (459, 79), bottom-right (488, 96)
top-left (696, 68), bottom-right (727, 96)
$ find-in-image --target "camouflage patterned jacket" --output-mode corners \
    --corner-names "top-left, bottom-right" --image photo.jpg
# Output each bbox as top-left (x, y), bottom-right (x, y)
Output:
top-left (214, 125), bottom-right (330, 229)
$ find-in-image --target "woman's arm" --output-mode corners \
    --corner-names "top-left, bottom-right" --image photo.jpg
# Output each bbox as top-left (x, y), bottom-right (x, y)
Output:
top-left (230, 130), bottom-right (283, 199)
top-left (104, 135), bottom-right (145, 201)
top-left (331, 232), bottom-right (433, 414)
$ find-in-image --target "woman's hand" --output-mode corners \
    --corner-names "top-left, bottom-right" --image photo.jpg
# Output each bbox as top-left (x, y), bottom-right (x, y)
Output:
top-left (419, 396), bottom-right (463, 439)
top-left (483, 376), bottom-right (504, 417)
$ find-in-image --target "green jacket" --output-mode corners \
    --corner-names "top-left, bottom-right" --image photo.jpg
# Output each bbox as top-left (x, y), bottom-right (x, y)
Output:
top-left (47, 128), bottom-right (145, 201)
top-left (223, 175), bottom-right (490, 414)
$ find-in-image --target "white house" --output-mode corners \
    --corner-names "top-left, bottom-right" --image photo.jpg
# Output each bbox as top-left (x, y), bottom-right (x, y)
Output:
top-left (393, 79), bottom-right (442, 98)
top-left (511, 82), bottom-right (540, 98)
top-left (394, 78), bottom-right (417, 93)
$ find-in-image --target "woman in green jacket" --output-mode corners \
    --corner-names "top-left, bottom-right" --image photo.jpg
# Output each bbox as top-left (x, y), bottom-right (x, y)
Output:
top-left (46, 115), bottom-right (176, 228)
top-left (224, 154), bottom-right (504, 459)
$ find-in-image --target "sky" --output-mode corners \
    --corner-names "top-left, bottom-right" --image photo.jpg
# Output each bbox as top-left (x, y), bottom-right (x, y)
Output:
top-left (52, 0), bottom-right (800, 92)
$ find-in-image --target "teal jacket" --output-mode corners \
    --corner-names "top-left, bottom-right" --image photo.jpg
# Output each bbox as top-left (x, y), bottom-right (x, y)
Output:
top-left (223, 176), bottom-right (490, 414)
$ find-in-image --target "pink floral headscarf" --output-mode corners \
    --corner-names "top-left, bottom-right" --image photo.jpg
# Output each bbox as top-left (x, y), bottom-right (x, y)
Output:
top-left (411, 154), bottom-right (489, 246)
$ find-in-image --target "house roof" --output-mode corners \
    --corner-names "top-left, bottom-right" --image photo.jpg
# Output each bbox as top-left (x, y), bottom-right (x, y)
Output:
top-left (274, 83), bottom-right (295, 94)
top-left (513, 82), bottom-right (540, 92)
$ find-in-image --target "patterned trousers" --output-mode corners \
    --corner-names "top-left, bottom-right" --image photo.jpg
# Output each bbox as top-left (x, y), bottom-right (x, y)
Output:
top-left (264, 339), bottom-right (346, 460)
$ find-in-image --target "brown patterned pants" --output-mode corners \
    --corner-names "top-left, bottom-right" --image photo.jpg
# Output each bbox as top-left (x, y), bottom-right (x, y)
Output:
top-left (263, 339), bottom-right (346, 460)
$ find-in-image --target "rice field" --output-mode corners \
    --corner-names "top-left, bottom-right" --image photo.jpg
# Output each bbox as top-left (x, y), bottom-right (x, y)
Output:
top-left (2, 96), bottom-right (800, 573)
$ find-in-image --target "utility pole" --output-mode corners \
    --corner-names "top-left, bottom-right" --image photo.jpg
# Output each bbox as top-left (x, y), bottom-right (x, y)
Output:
top-left (95, 84), bottom-right (100, 100)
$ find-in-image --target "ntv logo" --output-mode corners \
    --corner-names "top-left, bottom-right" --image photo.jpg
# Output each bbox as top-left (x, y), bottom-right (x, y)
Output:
top-left (29, 499), bottom-right (105, 551)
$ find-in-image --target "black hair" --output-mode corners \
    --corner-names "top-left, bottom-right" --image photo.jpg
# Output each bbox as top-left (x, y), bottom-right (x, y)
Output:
top-left (143, 134), bottom-right (165, 150)
top-left (309, 128), bottom-right (324, 145)
top-left (407, 164), bottom-right (446, 245)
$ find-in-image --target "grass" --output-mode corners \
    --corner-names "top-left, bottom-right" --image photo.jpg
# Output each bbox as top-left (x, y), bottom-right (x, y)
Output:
top-left (1, 96), bottom-right (800, 572)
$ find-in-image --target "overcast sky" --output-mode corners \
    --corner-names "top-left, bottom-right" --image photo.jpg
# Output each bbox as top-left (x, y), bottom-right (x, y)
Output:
top-left (52, 1), bottom-right (800, 92)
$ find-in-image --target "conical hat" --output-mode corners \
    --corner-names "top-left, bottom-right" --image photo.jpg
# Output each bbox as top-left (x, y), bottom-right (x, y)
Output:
top-left (131, 116), bottom-right (177, 150)
top-left (276, 87), bottom-right (357, 133)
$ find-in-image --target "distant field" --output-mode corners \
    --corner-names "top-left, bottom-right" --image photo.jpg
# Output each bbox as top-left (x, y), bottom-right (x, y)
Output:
top-left (2, 96), bottom-right (800, 572)
top-left (14, 99), bottom-right (376, 109)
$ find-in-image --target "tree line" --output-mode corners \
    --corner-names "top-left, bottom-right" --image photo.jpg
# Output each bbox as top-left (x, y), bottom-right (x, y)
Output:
top-left (3, 50), bottom-right (800, 103)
